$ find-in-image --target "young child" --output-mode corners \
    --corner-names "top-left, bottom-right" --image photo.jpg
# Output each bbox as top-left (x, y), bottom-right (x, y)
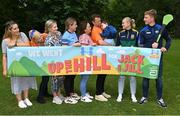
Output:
top-left (2, 21), bottom-right (37, 108)
top-left (78, 20), bottom-right (96, 102)
top-left (61, 17), bottom-right (81, 104)
top-left (116, 17), bottom-right (138, 102)
top-left (101, 20), bottom-right (117, 46)
top-left (44, 19), bottom-right (64, 105)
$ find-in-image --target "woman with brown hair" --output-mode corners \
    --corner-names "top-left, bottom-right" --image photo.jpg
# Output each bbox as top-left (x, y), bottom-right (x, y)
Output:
top-left (2, 21), bottom-right (37, 108)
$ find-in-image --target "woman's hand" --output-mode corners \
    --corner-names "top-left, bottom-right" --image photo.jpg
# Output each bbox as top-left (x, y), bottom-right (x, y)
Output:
top-left (92, 43), bottom-right (97, 46)
top-left (73, 42), bottom-right (81, 47)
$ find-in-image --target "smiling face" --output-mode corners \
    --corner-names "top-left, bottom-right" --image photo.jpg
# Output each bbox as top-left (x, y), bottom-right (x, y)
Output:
top-left (10, 24), bottom-right (20, 36)
top-left (122, 18), bottom-right (131, 30)
top-left (49, 23), bottom-right (58, 34)
top-left (144, 14), bottom-right (155, 25)
top-left (84, 23), bottom-right (91, 34)
top-left (93, 17), bottom-right (101, 27)
top-left (69, 21), bottom-right (78, 32)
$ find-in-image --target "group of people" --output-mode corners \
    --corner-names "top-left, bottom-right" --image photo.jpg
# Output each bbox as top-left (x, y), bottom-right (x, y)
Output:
top-left (1, 9), bottom-right (171, 109)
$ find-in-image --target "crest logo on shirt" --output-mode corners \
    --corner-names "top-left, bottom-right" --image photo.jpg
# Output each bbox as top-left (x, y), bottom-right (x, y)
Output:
top-left (155, 30), bottom-right (159, 34)
top-left (131, 34), bottom-right (135, 39)
top-left (146, 31), bottom-right (151, 34)
top-left (121, 36), bottom-right (126, 38)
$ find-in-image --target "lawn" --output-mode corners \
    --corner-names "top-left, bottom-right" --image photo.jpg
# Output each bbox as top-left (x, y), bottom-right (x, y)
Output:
top-left (0, 39), bottom-right (180, 115)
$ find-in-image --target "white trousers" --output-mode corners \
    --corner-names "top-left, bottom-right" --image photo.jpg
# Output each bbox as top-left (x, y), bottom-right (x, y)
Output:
top-left (118, 76), bottom-right (136, 95)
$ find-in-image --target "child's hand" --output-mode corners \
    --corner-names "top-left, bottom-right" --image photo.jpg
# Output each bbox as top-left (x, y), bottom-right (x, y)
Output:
top-left (160, 47), bottom-right (167, 52)
top-left (152, 42), bottom-right (158, 48)
top-left (73, 42), bottom-right (81, 47)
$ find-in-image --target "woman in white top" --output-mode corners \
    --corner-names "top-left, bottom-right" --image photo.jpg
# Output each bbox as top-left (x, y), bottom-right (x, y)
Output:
top-left (2, 21), bottom-right (37, 108)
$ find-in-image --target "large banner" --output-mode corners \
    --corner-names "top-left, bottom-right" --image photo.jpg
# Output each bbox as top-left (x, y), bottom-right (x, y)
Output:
top-left (7, 46), bottom-right (161, 79)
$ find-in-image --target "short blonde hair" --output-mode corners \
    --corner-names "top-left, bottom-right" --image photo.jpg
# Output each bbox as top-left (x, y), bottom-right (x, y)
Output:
top-left (144, 9), bottom-right (157, 18)
top-left (45, 19), bottom-right (57, 33)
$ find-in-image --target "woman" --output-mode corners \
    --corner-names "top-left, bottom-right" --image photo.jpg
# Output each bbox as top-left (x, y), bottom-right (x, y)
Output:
top-left (2, 21), bottom-right (37, 108)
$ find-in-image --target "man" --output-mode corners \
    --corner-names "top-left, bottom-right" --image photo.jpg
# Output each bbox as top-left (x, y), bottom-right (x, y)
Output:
top-left (91, 14), bottom-right (111, 101)
top-left (138, 9), bottom-right (171, 108)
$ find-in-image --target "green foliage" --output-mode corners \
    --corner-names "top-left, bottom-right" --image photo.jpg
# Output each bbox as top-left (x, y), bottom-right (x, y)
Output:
top-left (0, 0), bottom-right (179, 38)
top-left (0, 0), bottom-right (108, 36)
top-left (104, 0), bottom-right (180, 36)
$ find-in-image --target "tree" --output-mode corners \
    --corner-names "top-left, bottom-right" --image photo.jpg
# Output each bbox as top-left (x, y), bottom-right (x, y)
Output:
top-left (0, 0), bottom-right (108, 37)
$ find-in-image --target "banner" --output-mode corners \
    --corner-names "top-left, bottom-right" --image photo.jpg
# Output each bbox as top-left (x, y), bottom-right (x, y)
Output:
top-left (7, 46), bottom-right (161, 79)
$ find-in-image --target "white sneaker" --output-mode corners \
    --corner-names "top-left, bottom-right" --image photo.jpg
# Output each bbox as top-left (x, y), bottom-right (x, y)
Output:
top-left (71, 93), bottom-right (80, 100)
top-left (102, 92), bottom-right (111, 98)
top-left (24, 98), bottom-right (32, 106)
top-left (116, 94), bottom-right (122, 102)
top-left (85, 93), bottom-right (94, 99)
top-left (59, 95), bottom-right (65, 101)
top-left (64, 97), bottom-right (78, 104)
top-left (52, 96), bottom-right (63, 104)
top-left (81, 96), bottom-right (92, 103)
top-left (131, 95), bottom-right (137, 103)
top-left (95, 95), bottom-right (108, 102)
top-left (18, 100), bottom-right (27, 108)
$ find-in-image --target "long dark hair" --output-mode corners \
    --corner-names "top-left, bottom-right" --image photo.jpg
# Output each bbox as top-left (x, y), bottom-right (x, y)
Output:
top-left (78, 20), bottom-right (89, 35)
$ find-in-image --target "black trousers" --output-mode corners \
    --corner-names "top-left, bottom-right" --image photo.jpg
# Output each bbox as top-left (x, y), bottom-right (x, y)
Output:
top-left (96, 74), bottom-right (106, 95)
top-left (37, 76), bottom-right (50, 97)
top-left (64, 75), bottom-right (76, 97)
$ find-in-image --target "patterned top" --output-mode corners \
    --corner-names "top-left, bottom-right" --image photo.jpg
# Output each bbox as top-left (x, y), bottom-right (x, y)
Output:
top-left (79, 34), bottom-right (94, 45)
top-left (44, 31), bottom-right (62, 46)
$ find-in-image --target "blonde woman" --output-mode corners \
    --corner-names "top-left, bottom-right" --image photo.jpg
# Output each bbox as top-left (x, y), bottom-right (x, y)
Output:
top-left (44, 19), bottom-right (64, 104)
top-left (116, 17), bottom-right (138, 102)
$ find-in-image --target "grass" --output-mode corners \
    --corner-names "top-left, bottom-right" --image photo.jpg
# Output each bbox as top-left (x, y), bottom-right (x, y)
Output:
top-left (0, 39), bottom-right (180, 115)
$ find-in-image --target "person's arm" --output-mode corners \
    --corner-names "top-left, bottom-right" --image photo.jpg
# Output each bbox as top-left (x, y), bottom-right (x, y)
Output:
top-left (1, 40), bottom-right (7, 78)
top-left (72, 42), bottom-right (81, 46)
top-left (2, 54), bottom-right (7, 78)
top-left (138, 31), bottom-right (145, 47)
top-left (162, 28), bottom-right (172, 51)
top-left (116, 32), bottom-right (121, 46)
top-left (89, 37), bottom-right (96, 46)
top-left (18, 32), bottom-right (30, 46)
top-left (92, 28), bottom-right (109, 45)
top-left (135, 32), bottom-right (139, 47)
top-left (101, 28), bottom-right (110, 38)
top-left (98, 40), bottom-right (111, 46)
top-left (72, 34), bottom-right (81, 46)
